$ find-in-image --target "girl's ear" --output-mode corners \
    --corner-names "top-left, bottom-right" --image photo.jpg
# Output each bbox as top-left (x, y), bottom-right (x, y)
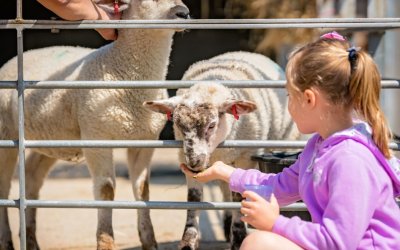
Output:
top-left (303, 89), bottom-right (316, 108)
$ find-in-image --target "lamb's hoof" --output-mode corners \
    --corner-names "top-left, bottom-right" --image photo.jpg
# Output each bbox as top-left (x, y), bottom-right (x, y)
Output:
top-left (26, 239), bottom-right (40, 250)
top-left (179, 244), bottom-right (197, 250)
top-left (97, 233), bottom-right (116, 250)
top-left (180, 246), bottom-right (195, 250)
top-left (0, 240), bottom-right (14, 250)
top-left (141, 242), bottom-right (158, 250)
top-left (179, 227), bottom-right (200, 250)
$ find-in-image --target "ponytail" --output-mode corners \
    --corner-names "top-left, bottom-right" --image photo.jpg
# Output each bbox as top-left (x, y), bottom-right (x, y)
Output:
top-left (349, 51), bottom-right (392, 158)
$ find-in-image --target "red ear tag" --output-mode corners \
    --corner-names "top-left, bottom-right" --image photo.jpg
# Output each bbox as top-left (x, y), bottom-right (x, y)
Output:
top-left (114, 0), bottom-right (120, 15)
top-left (231, 104), bottom-right (239, 120)
top-left (166, 111), bottom-right (172, 121)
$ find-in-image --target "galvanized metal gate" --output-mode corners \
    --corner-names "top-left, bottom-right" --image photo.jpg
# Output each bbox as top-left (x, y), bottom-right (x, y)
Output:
top-left (1, 0), bottom-right (400, 249)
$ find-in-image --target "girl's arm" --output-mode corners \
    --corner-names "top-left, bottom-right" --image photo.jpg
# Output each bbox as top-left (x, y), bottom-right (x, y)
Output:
top-left (181, 159), bottom-right (302, 206)
top-left (37, 0), bottom-right (120, 40)
top-left (228, 161), bottom-right (301, 206)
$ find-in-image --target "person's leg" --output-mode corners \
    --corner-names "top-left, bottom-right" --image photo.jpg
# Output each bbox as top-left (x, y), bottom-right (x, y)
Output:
top-left (240, 230), bottom-right (303, 250)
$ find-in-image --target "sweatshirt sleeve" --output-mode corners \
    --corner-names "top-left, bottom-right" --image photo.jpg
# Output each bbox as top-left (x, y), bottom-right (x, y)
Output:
top-left (229, 159), bottom-right (301, 206)
top-left (272, 146), bottom-right (379, 250)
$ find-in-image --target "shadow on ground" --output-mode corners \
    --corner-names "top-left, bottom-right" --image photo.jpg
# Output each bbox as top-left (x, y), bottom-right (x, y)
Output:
top-left (122, 240), bottom-right (230, 250)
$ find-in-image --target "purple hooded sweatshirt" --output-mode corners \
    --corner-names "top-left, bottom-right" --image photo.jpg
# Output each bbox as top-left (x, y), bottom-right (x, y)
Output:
top-left (229, 123), bottom-right (400, 250)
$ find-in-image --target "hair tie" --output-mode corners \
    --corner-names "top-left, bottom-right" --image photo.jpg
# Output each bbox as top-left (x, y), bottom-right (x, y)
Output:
top-left (347, 47), bottom-right (360, 62)
top-left (320, 31), bottom-right (346, 41)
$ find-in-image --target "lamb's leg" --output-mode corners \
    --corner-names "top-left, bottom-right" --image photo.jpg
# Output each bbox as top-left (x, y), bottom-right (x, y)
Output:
top-left (0, 149), bottom-right (18, 250)
top-left (230, 191), bottom-right (247, 250)
top-left (178, 177), bottom-right (203, 250)
top-left (25, 152), bottom-right (57, 250)
top-left (127, 148), bottom-right (157, 250)
top-left (219, 181), bottom-right (232, 242)
top-left (83, 148), bottom-right (116, 250)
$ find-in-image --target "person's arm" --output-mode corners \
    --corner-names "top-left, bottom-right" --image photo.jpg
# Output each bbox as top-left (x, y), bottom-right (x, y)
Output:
top-left (228, 161), bottom-right (301, 206)
top-left (37, 0), bottom-right (121, 40)
top-left (180, 159), bottom-right (301, 206)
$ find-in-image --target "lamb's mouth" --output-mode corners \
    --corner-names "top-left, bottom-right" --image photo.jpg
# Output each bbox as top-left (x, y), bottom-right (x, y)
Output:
top-left (187, 166), bottom-right (207, 174)
top-left (189, 169), bottom-right (203, 174)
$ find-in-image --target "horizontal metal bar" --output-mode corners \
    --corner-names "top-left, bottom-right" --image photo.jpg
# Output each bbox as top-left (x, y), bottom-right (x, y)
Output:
top-left (10, 17), bottom-right (400, 24)
top-left (1, 19), bottom-right (400, 30)
top-left (1, 80), bottom-right (399, 89)
top-left (0, 200), bottom-right (18, 207)
top-left (23, 140), bottom-right (307, 149)
top-left (0, 140), bottom-right (17, 147)
top-left (0, 81), bottom-right (15, 88)
top-left (2, 80), bottom-right (287, 89)
top-left (1, 199), bottom-right (399, 210)
top-left (0, 199), bottom-right (308, 211)
top-left (1, 140), bottom-right (399, 150)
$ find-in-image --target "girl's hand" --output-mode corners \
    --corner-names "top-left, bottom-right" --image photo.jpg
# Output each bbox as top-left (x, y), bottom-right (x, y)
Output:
top-left (240, 192), bottom-right (280, 231)
top-left (179, 161), bottom-right (235, 183)
top-left (94, 5), bottom-right (122, 40)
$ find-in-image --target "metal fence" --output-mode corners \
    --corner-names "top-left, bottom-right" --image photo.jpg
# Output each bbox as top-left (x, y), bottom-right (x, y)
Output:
top-left (1, 1), bottom-right (400, 249)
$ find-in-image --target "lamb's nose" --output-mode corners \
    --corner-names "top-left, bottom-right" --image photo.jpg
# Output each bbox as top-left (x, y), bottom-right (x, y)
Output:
top-left (176, 11), bottom-right (190, 19)
top-left (188, 154), bottom-right (206, 169)
top-left (170, 5), bottom-right (190, 19)
top-left (189, 159), bottom-right (200, 168)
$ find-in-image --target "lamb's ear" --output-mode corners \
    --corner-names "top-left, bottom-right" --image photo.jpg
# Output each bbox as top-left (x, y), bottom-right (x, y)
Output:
top-left (220, 100), bottom-right (257, 116)
top-left (93, 0), bottom-right (130, 14)
top-left (143, 97), bottom-right (180, 114)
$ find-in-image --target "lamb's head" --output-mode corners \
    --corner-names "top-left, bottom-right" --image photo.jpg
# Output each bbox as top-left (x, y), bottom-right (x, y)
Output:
top-left (144, 82), bottom-right (256, 173)
top-left (94, 0), bottom-right (190, 22)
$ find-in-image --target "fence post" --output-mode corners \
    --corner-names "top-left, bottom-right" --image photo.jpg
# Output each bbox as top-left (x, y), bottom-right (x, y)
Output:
top-left (369, 0), bottom-right (400, 137)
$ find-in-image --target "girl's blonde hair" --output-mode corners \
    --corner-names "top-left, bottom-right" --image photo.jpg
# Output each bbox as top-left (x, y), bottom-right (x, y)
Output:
top-left (286, 37), bottom-right (392, 158)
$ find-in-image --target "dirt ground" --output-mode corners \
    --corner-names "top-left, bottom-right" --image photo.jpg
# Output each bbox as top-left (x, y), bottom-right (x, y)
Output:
top-left (8, 149), bottom-right (233, 250)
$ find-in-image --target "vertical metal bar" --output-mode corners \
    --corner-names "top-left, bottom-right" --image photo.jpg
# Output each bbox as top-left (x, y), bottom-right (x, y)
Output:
top-left (381, 0), bottom-right (400, 137)
top-left (369, 0), bottom-right (400, 137)
top-left (201, 0), bottom-right (210, 19)
top-left (17, 27), bottom-right (27, 250)
top-left (339, 0), bottom-right (356, 17)
top-left (16, 0), bottom-right (23, 20)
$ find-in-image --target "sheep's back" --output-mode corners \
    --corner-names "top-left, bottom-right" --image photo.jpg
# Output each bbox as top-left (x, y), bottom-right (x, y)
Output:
top-left (0, 46), bottom-right (93, 81)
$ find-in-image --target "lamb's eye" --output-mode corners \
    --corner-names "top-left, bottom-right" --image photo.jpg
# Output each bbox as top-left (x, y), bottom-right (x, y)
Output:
top-left (208, 122), bottom-right (216, 130)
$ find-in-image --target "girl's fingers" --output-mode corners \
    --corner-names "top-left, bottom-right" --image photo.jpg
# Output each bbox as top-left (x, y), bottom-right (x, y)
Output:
top-left (240, 207), bottom-right (253, 216)
top-left (240, 214), bottom-right (254, 226)
top-left (241, 199), bottom-right (253, 209)
top-left (180, 163), bottom-right (207, 181)
top-left (180, 163), bottom-right (195, 177)
top-left (240, 215), bottom-right (249, 223)
top-left (243, 190), bottom-right (262, 202)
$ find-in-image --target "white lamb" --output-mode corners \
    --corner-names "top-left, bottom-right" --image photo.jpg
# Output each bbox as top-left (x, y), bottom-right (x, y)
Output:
top-left (0, 1), bottom-right (189, 250)
top-left (144, 51), bottom-right (299, 250)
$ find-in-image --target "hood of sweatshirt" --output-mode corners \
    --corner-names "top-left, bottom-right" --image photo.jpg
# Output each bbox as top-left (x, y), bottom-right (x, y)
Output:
top-left (317, 122), bottom-right (400, 197)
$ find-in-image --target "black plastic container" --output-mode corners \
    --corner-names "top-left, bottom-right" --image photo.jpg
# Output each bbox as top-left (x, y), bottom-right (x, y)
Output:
top-left (251, 151), bottom-right (312, 221)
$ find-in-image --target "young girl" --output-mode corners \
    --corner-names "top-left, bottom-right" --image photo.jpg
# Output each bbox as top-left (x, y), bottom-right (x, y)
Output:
top-left (180, 32), bottom-right (400, 250)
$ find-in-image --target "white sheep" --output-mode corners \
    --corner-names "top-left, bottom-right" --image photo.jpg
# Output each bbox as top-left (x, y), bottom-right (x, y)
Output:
top-left (0, 1), bottom-right (189, 250)
top-left (144, 51), bottom-right (299, 250)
